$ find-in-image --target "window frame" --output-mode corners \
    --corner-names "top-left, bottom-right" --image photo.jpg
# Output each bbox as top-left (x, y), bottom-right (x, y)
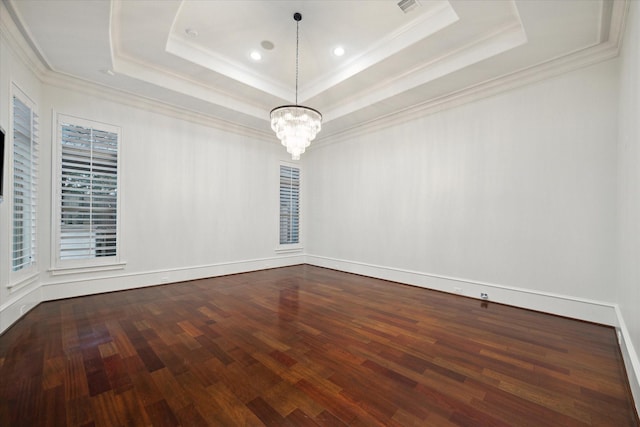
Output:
top-left (51, 113), bottom-right (124, 274)
top-left (277, 162), bottom-right (303, 252)
top-left (9, 85), bottom-right (39, 281)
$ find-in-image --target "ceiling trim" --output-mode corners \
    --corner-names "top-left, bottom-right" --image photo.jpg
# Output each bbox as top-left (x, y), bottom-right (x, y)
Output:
top-left (112, 54), bottom-right (268, 121)
top-left (1, 0), bottom-right (273, 141)
top-left (162, 1), bottom-right (460, 105)
top-left (0, 1), bottom-right (48, 79)
top-left (314, 23), bottom-right (627, 148)
top-left (165, 33), bottom-right (293, 102)
top-left (164, 0), bottom-right (294, 102)
top-left (299, 1), bottom-right (460, 102)
top-left (109, 0), bottom-right (268, 123)
top-left (323, 20), bottom-right (528, 123)
top-left (43, 71), bottom-right (274, 142)
top-left (2, 0), bottom-right (629, 151)
top-left (607, 0), bottom-right (630, 47)
top-left (313, 0), bottom-right (630, 145)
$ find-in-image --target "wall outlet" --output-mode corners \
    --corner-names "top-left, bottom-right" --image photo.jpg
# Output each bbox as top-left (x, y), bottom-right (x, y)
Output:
top-left (161, 277), bottom-right (170, 283)
top-left (480, 292), bottom-right (489, 300)
top-left (454, 287), bottom-right (463, 294)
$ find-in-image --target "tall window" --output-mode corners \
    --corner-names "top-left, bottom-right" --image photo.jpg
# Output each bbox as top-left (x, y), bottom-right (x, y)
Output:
top-left (12, 93), bottom-right (39, 272)
top-left (279, 165), bottom-right (300, 245)
top-left (57, 116), bottom-right (119, 263)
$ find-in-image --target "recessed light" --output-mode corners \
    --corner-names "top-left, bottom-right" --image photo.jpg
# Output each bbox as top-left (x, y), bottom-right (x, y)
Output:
top-left (250, 51), bottom-right (262, 61)
top-left (333, 46), bottom-right (345, 57)
top-left (185, 28), bottom-right (198, 37)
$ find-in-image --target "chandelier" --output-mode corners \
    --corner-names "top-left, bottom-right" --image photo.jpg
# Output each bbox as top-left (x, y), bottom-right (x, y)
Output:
top-left (270, 12), bottom-right (322, 160)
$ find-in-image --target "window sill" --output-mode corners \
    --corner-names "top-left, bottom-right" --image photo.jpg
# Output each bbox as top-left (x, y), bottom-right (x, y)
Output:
top-left (7, 272), bottom-right (39, 293)
top-left (275, 245), bottom-right (304, 254)
top-left (49, 261), bottom-right (127, 276)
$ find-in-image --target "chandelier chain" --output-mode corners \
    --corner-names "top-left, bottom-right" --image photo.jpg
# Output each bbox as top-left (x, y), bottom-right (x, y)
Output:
top-left (295, 19), bottom-right (299, 105)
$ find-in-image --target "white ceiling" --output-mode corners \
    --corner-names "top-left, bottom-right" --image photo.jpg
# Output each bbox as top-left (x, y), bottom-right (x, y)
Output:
top-left (4, 0), bottom-right (627, 140)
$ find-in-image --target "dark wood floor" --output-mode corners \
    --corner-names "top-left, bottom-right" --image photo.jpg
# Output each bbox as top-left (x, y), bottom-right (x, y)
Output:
top-left (0, 265), bottom-right (637, 426)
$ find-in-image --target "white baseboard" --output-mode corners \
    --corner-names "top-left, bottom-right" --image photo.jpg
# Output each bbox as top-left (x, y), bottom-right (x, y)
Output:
top-left (2, 255), bottom-right (304, 335)
top-left (615, 305), bottom-right (640, 416)
top-left (306, 255), bottom-right (618, 325)
top-left (41, 254), bottom-right (306, 302)
top-left (0, 283), bottom-right (42, 334)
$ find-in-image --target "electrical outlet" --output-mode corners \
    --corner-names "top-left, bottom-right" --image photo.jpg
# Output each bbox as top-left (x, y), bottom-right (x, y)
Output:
top-left (454, 287), bottom-right (463, 294)
top-left (161, 277), bottom-right (170, 283)
top-left (480, 292), bottom-right (489, 300)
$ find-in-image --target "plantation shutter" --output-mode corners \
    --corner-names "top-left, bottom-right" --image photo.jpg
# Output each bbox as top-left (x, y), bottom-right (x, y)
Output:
top-left (12, 95), bottom-right (38, 271)
top-left (279, 165), bottom-right (300, 244)
top-left (59, 122), bottom-right (118, 260)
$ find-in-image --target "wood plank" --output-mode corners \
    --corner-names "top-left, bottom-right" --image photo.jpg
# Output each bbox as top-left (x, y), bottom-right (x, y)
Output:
top-left (0, 265), bottom-right (636, 426)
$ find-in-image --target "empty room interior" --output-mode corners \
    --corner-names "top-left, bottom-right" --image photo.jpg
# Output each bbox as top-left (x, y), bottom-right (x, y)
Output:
top-left (0, 0), bottom-right (639, 425)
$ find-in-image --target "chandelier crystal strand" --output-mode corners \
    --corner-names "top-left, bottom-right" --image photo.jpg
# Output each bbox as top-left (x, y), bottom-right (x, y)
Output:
top-left (270, 12), bottom-right (322, 160)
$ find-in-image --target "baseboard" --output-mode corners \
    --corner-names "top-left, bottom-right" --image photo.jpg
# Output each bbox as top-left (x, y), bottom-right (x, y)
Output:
top-left (41, 254), bottom-right (306, 301)
top-left (1, 255), bottom-right (304, 335)
top-left (305, 255), bottom-right (618, 325)
top-left (615, 305), bottom-right (640, 416)
top-left (0, 283), bottom-right (42, 334)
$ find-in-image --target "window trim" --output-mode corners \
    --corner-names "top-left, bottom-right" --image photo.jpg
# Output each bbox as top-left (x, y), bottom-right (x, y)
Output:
top-left (9, 84), bottom-right (38, 281)
top-left (51, 112), bottom-right (124, 273)
top-left (277, 161), bottom-right (303, 252)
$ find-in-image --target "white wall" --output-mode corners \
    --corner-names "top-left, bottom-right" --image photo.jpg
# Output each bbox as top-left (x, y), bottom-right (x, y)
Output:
top-left (306, 53), bottom-right (640, 408)
top-left (307, 59), bottom-right (618, 306)
top-left (37, 83), bottom-right (303, 302)
top-left (617, 0), bottom-right (640, 410)
top-left (0, 3), bottom-right (44, 332)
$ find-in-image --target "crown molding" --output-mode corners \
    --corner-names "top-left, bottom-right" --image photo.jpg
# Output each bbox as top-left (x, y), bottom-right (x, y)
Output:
top-left (2, 0), bottom-right (273, 141)
top-left (42, 71), bottom-right (274, 142)
top-left (608, 0), bottom-right (630, 47)
top-left (300, 0), bottom-right (459, 102)
top-left (0, 0), bottom-right (48, 79)
top-left (110, 0), bottom-right (273, 122)
top-left (2, 0), bottom-right (629, 151)
top-left (313, 0), bottom-right (628, 149)
top-left (165, 32), bottom-right (293, 102)
top-left (321, 20), bottom-right (527, 124)
top-left (111, 54), bottom-right (269, 122)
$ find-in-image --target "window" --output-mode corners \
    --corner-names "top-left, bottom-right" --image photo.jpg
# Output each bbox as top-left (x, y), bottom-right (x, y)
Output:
top-left (57, 115), bottom-right (119, 264)
top-left (279, 164), bottom-right (300, 245)
top-left (12, 93), bottom-right (38, 272)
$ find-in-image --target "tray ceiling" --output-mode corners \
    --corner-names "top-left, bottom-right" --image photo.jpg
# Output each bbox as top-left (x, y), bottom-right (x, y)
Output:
top-left (4, 0), bottom-right (626, 139)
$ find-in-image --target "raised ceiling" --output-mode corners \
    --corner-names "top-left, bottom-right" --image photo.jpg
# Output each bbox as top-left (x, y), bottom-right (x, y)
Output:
top-left (4, 0), bottom-right (628, 140)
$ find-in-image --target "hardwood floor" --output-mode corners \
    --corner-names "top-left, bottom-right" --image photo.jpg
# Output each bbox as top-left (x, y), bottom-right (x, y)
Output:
top-left (0, 265), bottom-right (637, 426)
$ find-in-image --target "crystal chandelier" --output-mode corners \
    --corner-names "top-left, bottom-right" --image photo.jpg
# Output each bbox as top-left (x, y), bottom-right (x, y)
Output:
top-left (271, 12), bottom-right (322, 160)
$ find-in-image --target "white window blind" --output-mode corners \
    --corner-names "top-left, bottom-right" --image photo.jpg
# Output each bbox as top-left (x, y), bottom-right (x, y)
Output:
top-left (280, 165), bottom-right (300, 245)
top-left (12, 95), bottom-right (38, 272)
top-left (59, 119), bottom-right (118, 261)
